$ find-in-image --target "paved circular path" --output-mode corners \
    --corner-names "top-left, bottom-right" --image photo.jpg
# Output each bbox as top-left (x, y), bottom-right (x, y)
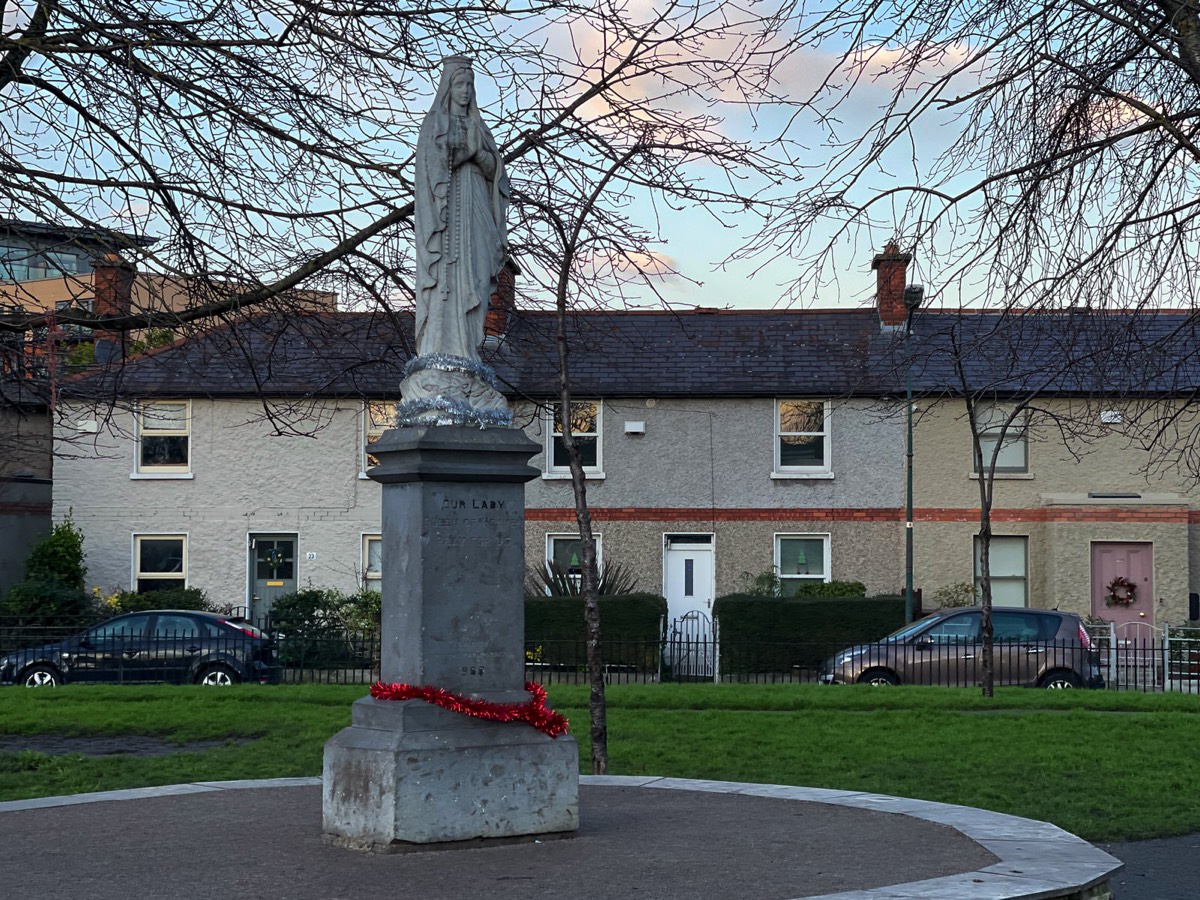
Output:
top-left (0, 775), bottom-right (1120, 899)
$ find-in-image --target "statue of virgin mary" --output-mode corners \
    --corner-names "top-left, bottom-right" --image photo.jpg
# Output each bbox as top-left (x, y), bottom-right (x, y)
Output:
top-left (398, 57), bottom-right (512, 426)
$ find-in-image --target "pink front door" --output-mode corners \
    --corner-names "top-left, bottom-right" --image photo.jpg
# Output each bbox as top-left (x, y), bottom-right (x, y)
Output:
top-left (1091, 542), bottom-right (1153, 626)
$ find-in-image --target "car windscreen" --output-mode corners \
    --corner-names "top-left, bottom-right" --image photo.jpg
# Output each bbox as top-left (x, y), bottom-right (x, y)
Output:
top-left (880, 617), bottom-right (936, 642)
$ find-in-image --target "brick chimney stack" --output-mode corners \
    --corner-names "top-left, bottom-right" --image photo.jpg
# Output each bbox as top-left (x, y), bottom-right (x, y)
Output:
top-left (872, 241), bottom-right (912, 327)
top-left (92, 252), bottom-right (135, 363)
top-left (484, 257), bottom-right (519, 342)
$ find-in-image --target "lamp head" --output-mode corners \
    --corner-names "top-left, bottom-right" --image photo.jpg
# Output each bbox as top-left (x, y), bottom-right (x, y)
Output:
top-left (904, 284), bottom-right (924, 311)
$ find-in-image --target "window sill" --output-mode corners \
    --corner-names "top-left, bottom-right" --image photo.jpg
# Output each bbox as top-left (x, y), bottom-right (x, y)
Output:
top-left (542, 471), bottom-right (606, 481)
top-left (968, 472), bottom-right (1034, 480)
top-left (130, 472), bottom-right (194, 480)
top-left (771, 472), bottom-right (835, 480)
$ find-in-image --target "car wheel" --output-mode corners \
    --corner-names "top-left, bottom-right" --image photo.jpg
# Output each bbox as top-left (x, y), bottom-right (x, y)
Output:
top-left (21, 665), bottom-right (61, 688)
top-left (1039, 670), bottom-right (1083, 689)
top-left (857, 669), bottom-right (899, 686)
top-left (196, 664), bottom-right (239, 686)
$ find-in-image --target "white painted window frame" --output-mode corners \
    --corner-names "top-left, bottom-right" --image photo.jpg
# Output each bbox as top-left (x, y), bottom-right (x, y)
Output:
top-left (361, 400), bottom-right (398, 476)
top-left (132, 533), bottom-right (188, 593)
top-left (973, 534), bottom-right (1029, 608)
top-left (973, 403), bottom-right (1029, 475)
top-left (544, 532), bottom-right (604, 591)
top-left (362, 533), bottom-right (382, 587)
top-left (772, 399), bottom-right (833, 479)
top-left (133, 400), bottom-right (192, 478)
top-left (774, 532), bottom-right (832, 593)
top-left (543, 400), bottom-right (604, 479)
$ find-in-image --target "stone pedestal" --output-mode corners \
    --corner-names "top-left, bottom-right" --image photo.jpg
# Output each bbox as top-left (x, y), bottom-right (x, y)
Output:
top-left (322, 425), bottom-right (579, 850)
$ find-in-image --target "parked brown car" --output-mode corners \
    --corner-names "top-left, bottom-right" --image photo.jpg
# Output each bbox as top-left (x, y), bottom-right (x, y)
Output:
top-left (819, 607), bottom-right (1105, 689)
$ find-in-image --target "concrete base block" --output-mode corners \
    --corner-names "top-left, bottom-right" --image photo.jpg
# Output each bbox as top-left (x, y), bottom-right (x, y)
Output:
top-left (322, 699), bottom-right (579, 849)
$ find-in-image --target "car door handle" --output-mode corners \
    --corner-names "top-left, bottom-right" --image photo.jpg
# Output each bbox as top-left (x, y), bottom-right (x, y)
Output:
top-left (960, 654), bottom-right (976, 660)
top-left (1024, 647), bottom-right (1045, 654)
top-left (123, 650), bottom-right (139, 658)
top-left (186, 645), bottom-right (202, 653)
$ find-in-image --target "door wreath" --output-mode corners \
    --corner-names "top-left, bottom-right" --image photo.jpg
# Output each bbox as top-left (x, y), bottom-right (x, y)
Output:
top-left (1105, 576), bottom-right (1136, 607)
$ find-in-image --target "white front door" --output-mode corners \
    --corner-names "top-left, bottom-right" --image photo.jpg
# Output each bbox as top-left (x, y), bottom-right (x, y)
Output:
top-left (664, 539), bottom-right (714, 621)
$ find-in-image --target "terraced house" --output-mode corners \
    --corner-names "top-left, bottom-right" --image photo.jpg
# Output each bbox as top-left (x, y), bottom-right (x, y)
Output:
top-left (47, 249), bottom-right (1200, 630)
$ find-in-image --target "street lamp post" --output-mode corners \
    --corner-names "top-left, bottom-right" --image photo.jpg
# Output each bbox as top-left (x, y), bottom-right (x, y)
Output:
top-left (903, 284), bottom-right (924, 624)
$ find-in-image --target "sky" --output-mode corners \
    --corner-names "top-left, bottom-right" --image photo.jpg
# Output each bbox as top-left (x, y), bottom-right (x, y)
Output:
top-left (1, 1), bottom-right (987, 315)
top-left (485, 5), bottom-right (978, 314)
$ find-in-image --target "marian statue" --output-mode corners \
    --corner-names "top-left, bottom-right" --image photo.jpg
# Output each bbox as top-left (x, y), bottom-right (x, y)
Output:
top-left (398, 57), bottom-right (513, 427)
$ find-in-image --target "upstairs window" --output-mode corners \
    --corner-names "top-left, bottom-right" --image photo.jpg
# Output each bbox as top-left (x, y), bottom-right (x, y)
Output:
top-left (0, 245), bottom-right (81, 282)
top-left (546, 401), bottom-right (602, 476)
top-left (137, 401), bottom-right (190, 474)
top-left (363, 401), bottom-right (397, 472)
top-left (775, 400), bottom-right (831, 476)
top-left (973, 404), bottom-right (1028, 474)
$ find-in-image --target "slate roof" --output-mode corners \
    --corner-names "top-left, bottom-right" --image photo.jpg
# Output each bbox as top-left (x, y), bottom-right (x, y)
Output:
top-left (61, 306), bottom-right (1200, 401)
top-left (907, 310), bottom-right (1200, 397)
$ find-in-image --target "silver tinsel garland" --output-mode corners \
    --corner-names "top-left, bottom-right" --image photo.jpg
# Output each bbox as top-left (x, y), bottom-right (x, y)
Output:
top-left (403, 353), bottom-right (502, 390)
top-left (396, 353), bottom-right (513, 428)
top-left (395, 396), bottom-right (513, 428)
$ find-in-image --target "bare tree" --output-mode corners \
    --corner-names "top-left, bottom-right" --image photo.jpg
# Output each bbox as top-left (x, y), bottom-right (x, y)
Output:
top-left (0, 1), bottom-right (799, 449)
top-left (763, 1), bottom-right (1200, 314)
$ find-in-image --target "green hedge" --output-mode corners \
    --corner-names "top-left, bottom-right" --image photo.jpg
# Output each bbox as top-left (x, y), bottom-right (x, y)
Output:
top-left (109, 586), bottom-right (210, 614)
top-left (524, 592), bottom-right (667, 671)
top-left (783, 580), bottom-right (867, 598)
top-left (713, 594), bottom-right (906, 671)
top-left (268, 588), bottom-right (380, 668)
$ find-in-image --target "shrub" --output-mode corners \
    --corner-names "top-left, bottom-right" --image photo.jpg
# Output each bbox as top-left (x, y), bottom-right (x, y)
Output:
top-left (0, 579), bottom-right (95, 627)
top-left (525, 559), bottom-right (641, 597)
top-left (1, 517), bottom-right (93, 627)
top-left (524, 593), bottom-right (667, 671)
top-left (782, 580), bottom-right (867, 598)
top-left (713, 594), bottom-right (907, 671)
top-left (24, 517), bottom-right (86, 589)
top-left (737, 570), bottom-right (782, 597)
top-left (734, 574), bottom-right (868, 598)
top-left (106, 586), bottom-right (210, 614)
top-left (268, 587), bottom-right (378, 668)
top-left (930, 581), bottom-right (976, 609)
top-left (340, 589), bottom-right (381, 631)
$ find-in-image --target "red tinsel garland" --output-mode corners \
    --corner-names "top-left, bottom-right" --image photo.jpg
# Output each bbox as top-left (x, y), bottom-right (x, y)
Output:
top-left (369, 680), bottom-right (569, 739)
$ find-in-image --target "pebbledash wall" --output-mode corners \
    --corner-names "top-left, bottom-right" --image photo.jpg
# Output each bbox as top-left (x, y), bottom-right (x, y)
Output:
top-left (910, 400), bottom-right (1200, 625)
top-left (52, 394), bottom-right (907, 609)
top-left (520, 396), bottom-right (905, 594)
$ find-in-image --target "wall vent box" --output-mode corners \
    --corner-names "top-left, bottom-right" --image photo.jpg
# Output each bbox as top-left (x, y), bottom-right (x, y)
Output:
top-left (624, 420), bottom-right (646, 435)
top-left (1101, 410), bottom-right (1123, 424)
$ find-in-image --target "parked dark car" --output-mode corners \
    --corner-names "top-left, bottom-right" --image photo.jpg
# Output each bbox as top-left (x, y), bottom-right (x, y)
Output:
top-left (0, 610), bottom-right (282, 687)
top-left (819, 606), bottom-right (1105, 689)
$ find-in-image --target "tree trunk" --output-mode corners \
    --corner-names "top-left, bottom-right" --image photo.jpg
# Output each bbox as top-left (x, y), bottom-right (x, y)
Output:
top-left (554, 290), bottom-right (607, 775)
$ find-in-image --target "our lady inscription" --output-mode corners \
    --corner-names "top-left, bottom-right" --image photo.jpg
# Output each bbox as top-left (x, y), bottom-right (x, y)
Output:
top-left (407, 489), bottom-right (527, 692)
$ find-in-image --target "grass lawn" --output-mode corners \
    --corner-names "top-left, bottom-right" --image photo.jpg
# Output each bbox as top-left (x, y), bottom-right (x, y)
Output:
top-left (2, 682), bottom-right (1199, 842)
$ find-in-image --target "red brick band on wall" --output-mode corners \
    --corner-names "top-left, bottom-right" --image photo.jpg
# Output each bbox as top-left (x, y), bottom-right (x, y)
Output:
top-left (525, 507), bottom-right (1192, 524)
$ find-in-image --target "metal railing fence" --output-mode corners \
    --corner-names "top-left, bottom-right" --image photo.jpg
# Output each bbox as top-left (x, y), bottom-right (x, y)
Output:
top-left (6, 615), bottom-right (1200, 691)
